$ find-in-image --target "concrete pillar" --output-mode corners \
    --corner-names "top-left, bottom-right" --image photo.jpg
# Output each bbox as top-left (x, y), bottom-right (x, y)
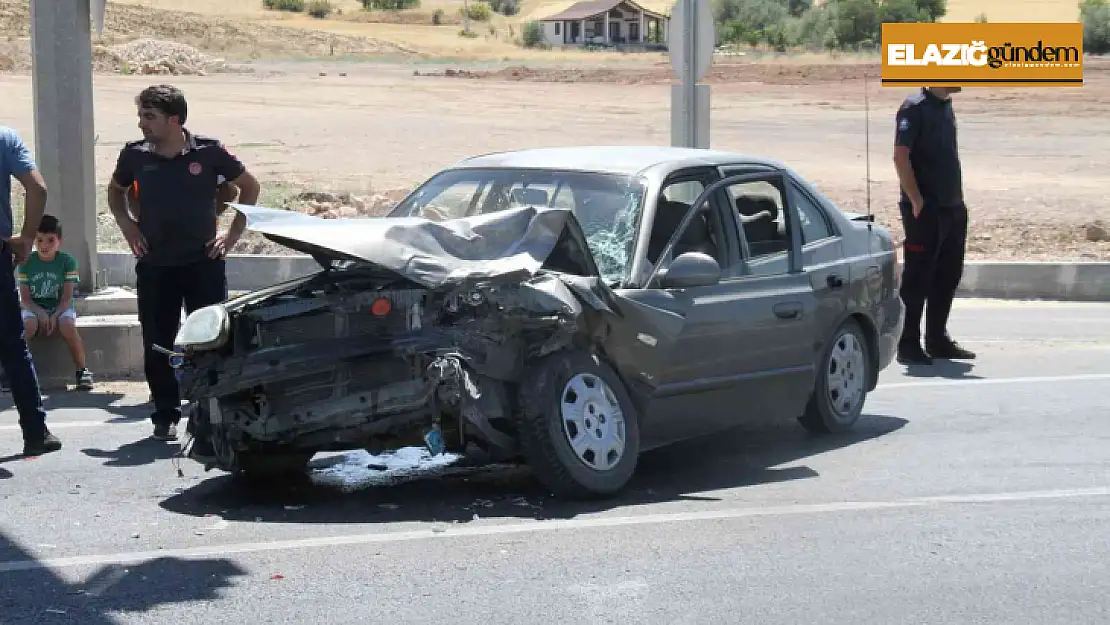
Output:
top-left (30, 0), bottom-right (99, 291)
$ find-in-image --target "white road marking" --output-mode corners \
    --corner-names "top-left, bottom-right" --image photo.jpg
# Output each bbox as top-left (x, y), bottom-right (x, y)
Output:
top-left (0, 421), bottom-right (133, 432)
top-left (876, 372), bottom-right (1110, 390)
top-left (1, 486), bottom-right (1107, 574)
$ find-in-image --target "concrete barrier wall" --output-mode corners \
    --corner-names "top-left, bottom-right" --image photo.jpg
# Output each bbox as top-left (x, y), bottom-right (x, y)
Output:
top-left (98, 251), bottom-right (1110, 300)
top-left (18, 252), bottom-right (1107, 388)
top-left (99, 252), bottom-right (321, 292)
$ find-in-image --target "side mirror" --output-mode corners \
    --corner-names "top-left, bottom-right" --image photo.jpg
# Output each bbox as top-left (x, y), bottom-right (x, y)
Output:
top-left (658, 252), bottom-right (721, 289)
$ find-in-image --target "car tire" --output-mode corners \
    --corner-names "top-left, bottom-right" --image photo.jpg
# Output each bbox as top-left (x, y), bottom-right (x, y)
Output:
top-left (799, 318), bottom-right (871, 434)
top-left (516, 349), bottom-right (640, 500)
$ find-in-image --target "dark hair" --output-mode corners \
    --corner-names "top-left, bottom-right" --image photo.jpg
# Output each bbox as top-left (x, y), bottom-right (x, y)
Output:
top-left (37, 214), bottom-right (62, 237)
top-left (136, 84), bottom-right (188, 125)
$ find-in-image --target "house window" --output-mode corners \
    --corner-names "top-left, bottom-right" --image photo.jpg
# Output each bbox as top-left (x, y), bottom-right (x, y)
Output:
top-left (555, 23), bottom-right (561, 34)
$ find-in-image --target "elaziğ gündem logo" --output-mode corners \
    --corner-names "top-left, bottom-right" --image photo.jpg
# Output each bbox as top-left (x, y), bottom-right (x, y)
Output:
top-left (881, 22), bottom-right (1084, 87)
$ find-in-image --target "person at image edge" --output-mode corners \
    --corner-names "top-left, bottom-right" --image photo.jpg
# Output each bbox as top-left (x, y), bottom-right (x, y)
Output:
top-left (0, 124), bottom-right (61, 457)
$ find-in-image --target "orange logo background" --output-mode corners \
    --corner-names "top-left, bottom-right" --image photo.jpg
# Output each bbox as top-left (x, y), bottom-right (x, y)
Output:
top-left (881, 22), bottom-right (1084, 87)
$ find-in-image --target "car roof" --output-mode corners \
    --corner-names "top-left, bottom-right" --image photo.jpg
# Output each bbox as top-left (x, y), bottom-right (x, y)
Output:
top-left (450, 146), bottom-right (787, 178)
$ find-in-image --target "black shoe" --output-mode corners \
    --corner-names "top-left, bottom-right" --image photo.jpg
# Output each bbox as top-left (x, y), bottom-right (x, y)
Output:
top-left (897, 340), bottom-right (933, 365)
top-left (75, 368), bottom-right (94, 391)
top-left (926, 338), bottom-right (977, 360)
top-left (153, 423), bottom-right (179, 441)
top-left (24, 429), bottom-right (62, 456)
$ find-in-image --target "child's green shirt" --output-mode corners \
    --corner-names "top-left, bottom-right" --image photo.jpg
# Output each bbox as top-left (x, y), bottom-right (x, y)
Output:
top-left (17, 251), bottom-right (79, 312)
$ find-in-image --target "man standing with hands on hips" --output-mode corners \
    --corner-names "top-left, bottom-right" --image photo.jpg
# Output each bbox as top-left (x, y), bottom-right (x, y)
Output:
top-left (892, 85), bottom-right (977, 366)
top-left (106, 84), bottom-right (261, 442)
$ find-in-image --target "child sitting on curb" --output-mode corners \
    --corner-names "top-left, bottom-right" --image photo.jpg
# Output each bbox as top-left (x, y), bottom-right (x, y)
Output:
top-left (17, 214), bottom-right (94, 390)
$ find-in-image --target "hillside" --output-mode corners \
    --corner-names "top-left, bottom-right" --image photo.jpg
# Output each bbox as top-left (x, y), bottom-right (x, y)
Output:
top-left (1, 0), bottom-right (673, 67)
top-left (0, 0), bottom-right (419, 73)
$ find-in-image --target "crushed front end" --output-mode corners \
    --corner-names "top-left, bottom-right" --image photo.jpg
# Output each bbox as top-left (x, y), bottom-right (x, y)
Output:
top-left (174, 265), bottom-right (595, 477)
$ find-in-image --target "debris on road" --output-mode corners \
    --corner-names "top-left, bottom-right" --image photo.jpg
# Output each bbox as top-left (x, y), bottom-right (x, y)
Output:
top-left (308, 448), bottom-right (463, 493)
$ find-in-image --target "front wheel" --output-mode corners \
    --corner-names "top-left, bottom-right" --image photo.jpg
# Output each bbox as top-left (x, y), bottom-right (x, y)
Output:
top-left (799, 318), bottom-right (871, 434)
top-left (516, 349), bottom-right (640, 500)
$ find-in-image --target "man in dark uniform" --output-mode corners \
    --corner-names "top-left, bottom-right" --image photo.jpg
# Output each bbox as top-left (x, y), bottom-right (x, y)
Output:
top-left (106, 84), bottom-right (260, 441)
top-left (893, 86), bottom-right (977, 365)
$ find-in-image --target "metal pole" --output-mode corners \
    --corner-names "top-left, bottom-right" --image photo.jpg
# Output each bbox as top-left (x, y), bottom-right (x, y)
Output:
top-left (683, 0), bottom-right (696, 147)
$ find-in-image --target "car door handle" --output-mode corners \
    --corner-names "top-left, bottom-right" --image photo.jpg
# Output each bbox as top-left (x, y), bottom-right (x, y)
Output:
top-left (827, 274), bottom-right (844, 289)
top-left (773, 301), bottom-right (802, 320)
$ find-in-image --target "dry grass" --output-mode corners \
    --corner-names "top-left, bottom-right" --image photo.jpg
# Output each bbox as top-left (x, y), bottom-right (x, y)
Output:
top-left (941, 0), bottom-right (1080, 22)
top-left (97, 0), bottom-right (677, 62)
top-left (0, 0), bottom-right (416, 69)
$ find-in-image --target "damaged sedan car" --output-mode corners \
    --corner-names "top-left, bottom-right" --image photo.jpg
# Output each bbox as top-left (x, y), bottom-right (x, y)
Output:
top-left (171, 146), bottom-right (904, 499)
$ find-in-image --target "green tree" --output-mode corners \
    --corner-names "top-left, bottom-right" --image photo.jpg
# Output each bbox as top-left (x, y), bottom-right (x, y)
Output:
top-left (879, 0), bottom-right (928, 23)
top-left (913, 0), bottom-right (947, 21)
top-left (831, 0), bottom-right (879, 47)
top-left (713, 0), bottom-right (789, 46)
top-left (1082, 0), bottom-right (1110, 53)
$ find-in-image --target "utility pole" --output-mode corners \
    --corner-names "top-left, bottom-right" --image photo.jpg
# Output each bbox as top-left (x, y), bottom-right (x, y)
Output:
top-left (29, 0), bottom-right (105, 290)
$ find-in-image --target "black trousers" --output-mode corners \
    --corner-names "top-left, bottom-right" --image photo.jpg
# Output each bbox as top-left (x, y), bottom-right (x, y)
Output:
top-left (0, 242), bottom-right (48, 440)
top-left (136, 258), bottom-right (227, 425)
top-left (898, 201), bottom-right (968, 346)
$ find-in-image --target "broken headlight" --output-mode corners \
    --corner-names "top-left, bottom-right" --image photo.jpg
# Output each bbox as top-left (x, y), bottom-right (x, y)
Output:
top-left (175, 304), bottom-right (231, 351)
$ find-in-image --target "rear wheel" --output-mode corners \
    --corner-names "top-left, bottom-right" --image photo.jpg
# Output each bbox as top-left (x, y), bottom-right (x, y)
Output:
top-left (516, 349), bottom-right (640, 499)
top-left (799, 318), bottom-right (870, 434)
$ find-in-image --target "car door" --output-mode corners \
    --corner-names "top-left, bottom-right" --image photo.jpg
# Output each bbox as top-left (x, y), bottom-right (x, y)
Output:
top-left (702, 166), bottom-right (823, 428)
top-left (786, 177), bottom-right (849, 342)
top-left (602, 167), bottom-right (757, 449)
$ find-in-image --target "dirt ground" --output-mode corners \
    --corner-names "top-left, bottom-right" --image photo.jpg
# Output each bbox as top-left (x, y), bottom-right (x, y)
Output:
top-left (1, 57), bottom-right (1108, 261)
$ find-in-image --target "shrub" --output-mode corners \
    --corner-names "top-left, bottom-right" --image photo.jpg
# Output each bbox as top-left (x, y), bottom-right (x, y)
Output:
top-left (973, 12), bottom-right (987, 23)
top-left (489, 0), bottom-right (520, 15)
top-left (461, 1), bottom-right (491, 21)
top-left (361, 0), bottom-right (420, 9)
top-left (307, 0), bottom-right (334, 18)
top-left (521, 20), bottom-right (545, 47)
top-left (1082, 0), bottom-right (1110, 54)
top-left (263, 0), bottom-right (305, 12)
top-left (433, 8), bottom-right (445, 23)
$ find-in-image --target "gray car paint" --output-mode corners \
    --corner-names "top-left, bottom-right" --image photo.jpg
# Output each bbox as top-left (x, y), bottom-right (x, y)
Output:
top-left (217, 145), bottom-right (902, 456)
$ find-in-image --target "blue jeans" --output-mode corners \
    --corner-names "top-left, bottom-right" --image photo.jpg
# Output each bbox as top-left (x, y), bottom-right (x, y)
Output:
top-left (0, 242), bottom-right (47, 440)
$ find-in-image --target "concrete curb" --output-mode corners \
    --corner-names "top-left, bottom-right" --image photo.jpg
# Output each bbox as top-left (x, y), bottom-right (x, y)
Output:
top-left (956, 262), bottom-right (1110, 302)
top-left (22, 254), bottom-right (1110, 388)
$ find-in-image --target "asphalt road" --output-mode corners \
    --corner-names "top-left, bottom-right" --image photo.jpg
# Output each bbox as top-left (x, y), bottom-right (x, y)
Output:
top-left (1, 299), bottom-right (1108, 625)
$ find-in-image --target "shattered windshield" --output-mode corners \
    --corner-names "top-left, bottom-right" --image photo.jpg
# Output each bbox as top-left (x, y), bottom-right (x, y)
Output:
top-left (389, 168), bottom-right (645, 284)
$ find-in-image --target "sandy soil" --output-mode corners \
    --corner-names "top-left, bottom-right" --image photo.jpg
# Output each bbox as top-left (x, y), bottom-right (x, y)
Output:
top-left (1, 58), bottom-right (1108, 261)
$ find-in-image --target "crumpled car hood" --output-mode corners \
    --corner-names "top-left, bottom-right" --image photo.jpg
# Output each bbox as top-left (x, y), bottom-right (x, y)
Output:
top-left (228, 203), bottom-right (591, 290)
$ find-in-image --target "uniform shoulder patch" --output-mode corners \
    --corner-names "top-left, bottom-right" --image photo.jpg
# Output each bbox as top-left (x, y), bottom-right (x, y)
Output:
top-left (900, 90), bottom-right (927, 110)
top-left (190, 134), bottom-right (223, 148)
